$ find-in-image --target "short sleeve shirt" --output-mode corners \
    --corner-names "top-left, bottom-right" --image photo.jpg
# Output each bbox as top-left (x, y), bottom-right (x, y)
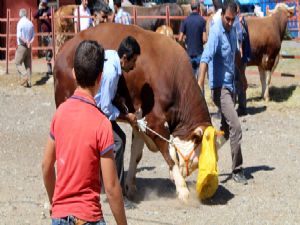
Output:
top-left (50, 90), bottom-right (114, 222)
top-left (74, 4), bottom-right (92, 31)
top-left (180, 12), bottom-right (206, 56)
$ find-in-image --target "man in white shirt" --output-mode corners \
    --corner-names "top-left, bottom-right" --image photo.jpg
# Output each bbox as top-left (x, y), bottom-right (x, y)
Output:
top-left (15, 8), bottom-right (35, 88)
top-left (74, 0), bottom-right (93, 33)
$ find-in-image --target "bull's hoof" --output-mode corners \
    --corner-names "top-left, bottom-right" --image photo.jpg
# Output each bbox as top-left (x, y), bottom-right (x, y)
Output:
top-left (178, 188), bottom-right (189, 203)
top-left (125, 183), bottom-right (137, 201)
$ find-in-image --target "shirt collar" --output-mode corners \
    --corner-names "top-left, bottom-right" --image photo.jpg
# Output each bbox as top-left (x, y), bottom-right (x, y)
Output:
top-left (73, 89), bottom-right (96, 104)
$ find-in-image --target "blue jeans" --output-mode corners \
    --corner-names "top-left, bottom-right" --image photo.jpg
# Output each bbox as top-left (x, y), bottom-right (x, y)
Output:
top-left (52, 215), bottom-right (106, 225)
top-left (189, 54), bottom-right (202, 79)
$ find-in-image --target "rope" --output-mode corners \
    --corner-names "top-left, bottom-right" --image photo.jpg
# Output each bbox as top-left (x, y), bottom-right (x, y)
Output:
top-left (137, 117), bottom-right (173, 145)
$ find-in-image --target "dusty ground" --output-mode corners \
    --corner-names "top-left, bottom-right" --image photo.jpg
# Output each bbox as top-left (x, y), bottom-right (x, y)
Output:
top-left (0, 41), bottom-right (300, 225)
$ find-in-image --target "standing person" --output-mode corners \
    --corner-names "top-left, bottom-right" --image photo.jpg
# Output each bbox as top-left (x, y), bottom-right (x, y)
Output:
top-left (34, 0), bottom-right (53, 76)
top-left (94, 36), bottom-right (141, 209)
top-left (42, 40), bottom-right (127, 225)
top-left (112, 0), bottom-right (131, 25)
top-left (74, 0), bottom-right (93, 33)
top-left (234, 1), bottom-right (248, 116)
top-left (15, 8), bottom-right (35, 88)
top-left (198, 0), bottom-right (248, 184)
top-left (178, 0), bottom-right (207, 78)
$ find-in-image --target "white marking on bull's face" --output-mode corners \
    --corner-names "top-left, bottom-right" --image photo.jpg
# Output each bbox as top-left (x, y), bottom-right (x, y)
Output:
top-left (169, 136), bottom-right (200, 178)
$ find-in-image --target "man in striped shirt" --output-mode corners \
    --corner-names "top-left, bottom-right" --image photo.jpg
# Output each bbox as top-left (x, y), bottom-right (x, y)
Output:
top-left (113, 0), bottom-right (131, 25)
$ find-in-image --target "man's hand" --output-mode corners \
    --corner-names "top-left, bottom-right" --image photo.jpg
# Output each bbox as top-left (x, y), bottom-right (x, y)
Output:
top-left (127, 113), bottom-right (137, 127)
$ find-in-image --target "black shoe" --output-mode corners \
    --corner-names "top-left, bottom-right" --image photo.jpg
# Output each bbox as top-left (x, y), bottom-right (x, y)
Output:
top-left (232, 169), bottom-right (248, 185)
top-left (123, 197), bottom-right (137, 210)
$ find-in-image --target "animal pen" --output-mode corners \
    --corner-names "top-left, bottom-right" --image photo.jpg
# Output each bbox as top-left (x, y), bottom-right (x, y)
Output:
top-left (0, 1), bottom-right (300, 75)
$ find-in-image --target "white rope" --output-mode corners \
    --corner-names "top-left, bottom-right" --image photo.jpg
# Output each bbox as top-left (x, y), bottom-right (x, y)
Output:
top-left (137, 117), bottom-right (173, 144)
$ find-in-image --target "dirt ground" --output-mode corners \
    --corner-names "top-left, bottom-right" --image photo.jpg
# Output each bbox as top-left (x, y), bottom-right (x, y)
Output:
top-left (0, 41), bottom-right (300, 225)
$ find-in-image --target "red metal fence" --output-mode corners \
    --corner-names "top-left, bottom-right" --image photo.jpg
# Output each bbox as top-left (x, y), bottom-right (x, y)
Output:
top-left (0, 4), bottom-right (300, 75)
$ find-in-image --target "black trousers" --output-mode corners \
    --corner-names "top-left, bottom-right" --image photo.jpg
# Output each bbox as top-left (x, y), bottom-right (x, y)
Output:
top-left (111, 121), bottom-right (126, 193)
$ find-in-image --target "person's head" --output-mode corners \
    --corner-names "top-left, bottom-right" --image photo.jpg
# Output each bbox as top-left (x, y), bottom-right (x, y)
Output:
top-left (117, 36), bottom-right (141, 72)
top-left (94, 10), bottom-right (108, 25)
top-left (19, 9), bottom-right (27, 18)
top-left (221, 0), bottom-right (237, 32)
top-left (41, 0), bottom-right (48, 7)
top-left (113, 0), bottom-right (122, 11)
top-left (81, 0), bottom-right (89, 9)
top-left (190, 0), bottom-right (199, 12)
top-left (74, 40), bottom-right (105, 88)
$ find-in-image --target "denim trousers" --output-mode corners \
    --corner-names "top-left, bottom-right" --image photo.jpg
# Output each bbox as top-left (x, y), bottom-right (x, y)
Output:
top-left (52, 215), bottom-right (106, 225)
top-left (189, 54), bottom-right (202, 79)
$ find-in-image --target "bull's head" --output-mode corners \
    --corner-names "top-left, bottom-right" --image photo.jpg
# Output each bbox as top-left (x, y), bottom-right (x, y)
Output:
top-left (267, 3), bottom-right (295, 17)
top-left (168, 126), bottom-right (224, 178)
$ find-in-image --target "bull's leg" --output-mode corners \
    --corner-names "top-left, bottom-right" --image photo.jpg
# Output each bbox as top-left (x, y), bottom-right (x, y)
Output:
top-left (264, 70), bottom-right (272, 102)
top-left (125, 127), bottom-right (145, 200)
top-left (157, 138), bottom-right (190, 203)
top-left (258, 66), bottom-right (266, 100)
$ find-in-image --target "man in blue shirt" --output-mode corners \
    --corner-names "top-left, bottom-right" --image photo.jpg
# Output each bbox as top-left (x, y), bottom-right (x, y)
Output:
top-left (198, 0), bottom-right (247, 184)
top-left (178, 1), bottom-right (206, 78)
top-left (95, 36), bottom-right (141, 208)
top-left (15, 8), bottom-right (35, 88)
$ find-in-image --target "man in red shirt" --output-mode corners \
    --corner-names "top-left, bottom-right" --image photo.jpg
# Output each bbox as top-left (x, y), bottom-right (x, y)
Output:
top-left (42, 40), bottom-right (127, 225)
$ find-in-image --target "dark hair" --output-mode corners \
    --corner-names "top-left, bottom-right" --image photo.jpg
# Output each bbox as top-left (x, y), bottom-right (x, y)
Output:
top-left (113, 0), bottom-right (122, 8)
top-left (74, 40), bottom-right (105, 88)
top-left (222, 0), bottom-right (238, 14)
top-left (117, 36), bottom-right (141, 60)
top-left (213, 0), bottom-right (223, 10)
top-left (190, 0), bottom-right (199, 11)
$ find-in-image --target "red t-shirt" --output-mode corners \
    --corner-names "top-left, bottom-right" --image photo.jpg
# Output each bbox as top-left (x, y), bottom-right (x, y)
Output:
top-left (50, 90), bottom-right (114, 222)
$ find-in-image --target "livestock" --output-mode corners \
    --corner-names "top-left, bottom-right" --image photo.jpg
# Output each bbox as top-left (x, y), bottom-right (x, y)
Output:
top-left (54, 0), bottom-right (111, 51)
top-left (123, 3), bottom-right (183, 34)
top-left (239, 3), bottom-right (295, 101)
top-left (155, 25), bottom-right (174, 39)
top-left (54, 23), bottom-right (216, 202)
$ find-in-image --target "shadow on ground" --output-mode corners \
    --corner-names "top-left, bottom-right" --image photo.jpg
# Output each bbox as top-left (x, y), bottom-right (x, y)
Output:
top-left (219, 165), bottom-right (275, 185)
top-left (269, 85), bottom-right (298, 102)
top-left (133, 177), bottom-right (176, 202)
top-left (33, 73), bottom-right (51, 86)
top-left (247, 85), bottom-right (297, 103)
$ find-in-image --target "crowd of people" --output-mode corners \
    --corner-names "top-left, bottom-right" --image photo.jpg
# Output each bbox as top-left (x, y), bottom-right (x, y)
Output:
top-left (15, 0), bottom-right (132, 88)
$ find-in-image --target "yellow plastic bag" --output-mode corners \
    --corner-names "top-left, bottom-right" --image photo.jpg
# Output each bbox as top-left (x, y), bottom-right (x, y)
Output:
top-left (196, 126), bottom-right (219, 200)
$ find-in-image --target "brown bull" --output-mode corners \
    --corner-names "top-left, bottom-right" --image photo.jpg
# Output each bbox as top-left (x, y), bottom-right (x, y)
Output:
top-left (54, 5), bottom-right (77, 52)
top-left (54, 23), bottom-right (214, 202)
top-left (241, 3), bottom-right (294, 101)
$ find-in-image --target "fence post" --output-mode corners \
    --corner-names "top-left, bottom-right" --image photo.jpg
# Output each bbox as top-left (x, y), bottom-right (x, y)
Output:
top-left (76, 6), bottom-right (80, 33)
top-left (133, 7), bottom-right (137, 25)
top-left (166, 5), bottom-right (170, 27)
top-left (51, 7), bottom-right (56, 62)
top-left (5, 9), bottom-right (10, 74)
top-left (29, 8), bottom-right (32, 77)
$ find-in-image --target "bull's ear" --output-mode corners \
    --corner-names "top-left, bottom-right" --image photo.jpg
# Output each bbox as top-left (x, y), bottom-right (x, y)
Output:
top-left (192, 126), bottom-right (204, 143)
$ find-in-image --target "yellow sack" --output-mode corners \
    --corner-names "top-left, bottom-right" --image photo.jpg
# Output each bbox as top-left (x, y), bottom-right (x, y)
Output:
top-left (196, 126), bottom-right (219, 200)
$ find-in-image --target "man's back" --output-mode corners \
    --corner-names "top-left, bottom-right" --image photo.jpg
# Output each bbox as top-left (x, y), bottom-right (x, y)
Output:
top-left (181, 12), bottom-right (206, 56)
top-left (51, 90), bottom-right (114, 221)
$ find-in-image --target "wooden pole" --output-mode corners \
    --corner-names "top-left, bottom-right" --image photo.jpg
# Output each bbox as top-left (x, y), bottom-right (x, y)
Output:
top-left (5, 9), bottom-right (10, 74)
top-left (166, 5), bottom-right (170, 27)
top-left (51, 7), bottom-right (56, 62)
